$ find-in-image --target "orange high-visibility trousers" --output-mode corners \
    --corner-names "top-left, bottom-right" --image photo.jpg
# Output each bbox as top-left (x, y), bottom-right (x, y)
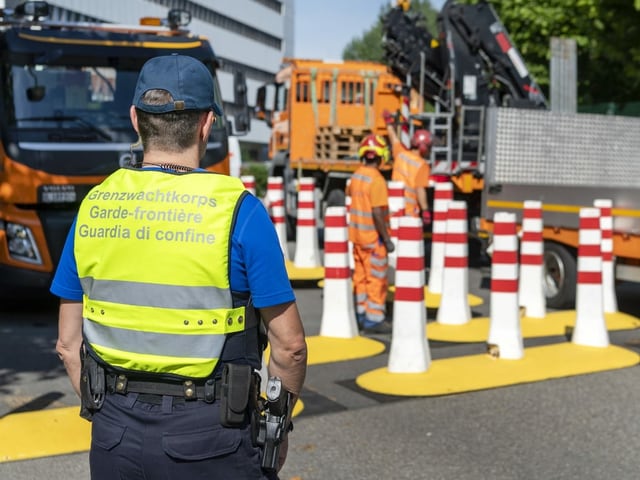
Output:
top-left (353, 241), bottom-right (389, 322)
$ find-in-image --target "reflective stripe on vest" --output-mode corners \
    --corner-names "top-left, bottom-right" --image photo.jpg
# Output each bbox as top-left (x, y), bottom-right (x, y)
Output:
top-left (75, 168), bottom-right (246, 378)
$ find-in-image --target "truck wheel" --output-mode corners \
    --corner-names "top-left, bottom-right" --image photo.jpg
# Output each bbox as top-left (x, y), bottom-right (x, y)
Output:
top-left (543, 241), bottom-right (577, 309)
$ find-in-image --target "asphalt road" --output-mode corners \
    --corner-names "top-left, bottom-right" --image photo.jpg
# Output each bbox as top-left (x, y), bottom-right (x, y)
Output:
top-left (2, 260), bottom-right (640, 480)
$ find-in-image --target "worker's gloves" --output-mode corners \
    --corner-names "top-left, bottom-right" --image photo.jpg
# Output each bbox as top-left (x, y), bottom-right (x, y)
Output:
top-left (382, 109), bottom-right (394, 126)
top-left (421, 210), bottom-right (432, 226)
top-left (385, 240), bottom-right (395, 253)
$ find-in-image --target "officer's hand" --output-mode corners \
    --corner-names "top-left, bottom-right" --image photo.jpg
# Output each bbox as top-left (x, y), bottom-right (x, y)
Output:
top-left (421, 210), bottom-right (432, 226)
top-left (385, 240), bottom-right (395, 253)
top-left (382, 109), bottom-right (394, 125)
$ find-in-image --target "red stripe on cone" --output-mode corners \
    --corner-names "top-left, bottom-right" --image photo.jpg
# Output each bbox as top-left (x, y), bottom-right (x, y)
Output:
top-left (394, 287), bottom-right (424, 302)
top-left (398, 226), bottom-right (422, 240)
top-left (324, 243), bottom-right (348, 253)
top-left (578, 245), bottom-right (601, 257)
top-left (521, 231), bottom-right (542, 242)
top-left (491, 278), bottom-right (518, 293)
top-left (494, 222), bottom-right (517, 235)
top-left (325, 216), bottom-right (346, 228)
top-left (579, 217), bottom-right (600, 229)
top-left (521, 254), bottom-right (543, 265)
top-left (324, 267), bottom-right (351, 279)
top-left (444, 257), bottom-right (467, 268)
top-left (523, 207), bottom-right (542, 218)
top-left (492, 251), bottom-right (518, 263)
top-left (396, 257), bottom-right (425, 271)
top-left (577, 271), bottom-right (602, 284)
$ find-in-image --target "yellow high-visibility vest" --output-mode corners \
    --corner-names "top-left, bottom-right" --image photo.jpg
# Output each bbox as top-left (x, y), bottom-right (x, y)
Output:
top-left (75, 168), bottom-right (247, 379)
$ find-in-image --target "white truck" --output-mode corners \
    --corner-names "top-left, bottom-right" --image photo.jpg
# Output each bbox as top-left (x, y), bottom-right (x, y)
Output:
top-left (481, 107), bottom-right (640, 308)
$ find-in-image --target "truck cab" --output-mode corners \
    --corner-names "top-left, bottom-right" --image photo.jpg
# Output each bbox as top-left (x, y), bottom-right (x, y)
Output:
top-left (0, 2), bottom-right (245, 292)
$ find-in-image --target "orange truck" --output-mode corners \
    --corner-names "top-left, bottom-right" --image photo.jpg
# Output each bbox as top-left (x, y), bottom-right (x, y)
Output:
top-left (255, 58), bottom-right (417, 233)
top-left (0, 2), bottom-right (248, 292)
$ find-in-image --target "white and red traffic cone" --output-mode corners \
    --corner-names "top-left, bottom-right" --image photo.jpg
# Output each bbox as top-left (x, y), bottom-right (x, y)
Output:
top-left (572, 207), bottom-right (609, 347)
top-left (265, 176), bottom-right (289, 260)
top-left (387, 180), bottom-right (405, 283)
top-left (320, 207), bottom-right (359, 338)
top-left (388, 216), bottom-right (431, 373)
top-left (428, 181), bottom-right (454, 294)
top-left (594, 199), bottom-right (618, 314)
top-left (487, 212), bottom-right (523, 359)
top-left (436, 201), bottom-right (471, 325)
top-left (518, 200), bottom-right (546, 318)
top-left (293, 177), bottom-right (322, 268)
top-left (240, 175), bottom-right (256, 196)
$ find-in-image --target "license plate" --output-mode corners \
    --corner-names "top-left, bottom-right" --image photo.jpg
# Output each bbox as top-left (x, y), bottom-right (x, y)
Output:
top-left (40, 185), bottom-right (77, 203)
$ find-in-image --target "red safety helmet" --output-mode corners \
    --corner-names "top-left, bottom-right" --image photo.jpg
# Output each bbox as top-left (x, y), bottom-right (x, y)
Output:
top-left (411, 129), bottom-right (432, 156)
top-left (358, 134), bottom-right (389, 163)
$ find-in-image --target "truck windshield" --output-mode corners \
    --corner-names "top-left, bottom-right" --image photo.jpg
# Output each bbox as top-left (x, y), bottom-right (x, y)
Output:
top-left (9, 64), bottom-right (137, 129)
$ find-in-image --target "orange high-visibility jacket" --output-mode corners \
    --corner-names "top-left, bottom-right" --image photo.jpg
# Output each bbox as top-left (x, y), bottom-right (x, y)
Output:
top-left (348, 165), bottom-right (389, 246)
top-left (391, 144), bottom-right (425, 217)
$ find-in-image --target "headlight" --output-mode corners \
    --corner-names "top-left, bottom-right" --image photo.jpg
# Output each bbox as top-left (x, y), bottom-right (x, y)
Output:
top-left (5, 223), bottom-right (42, 264)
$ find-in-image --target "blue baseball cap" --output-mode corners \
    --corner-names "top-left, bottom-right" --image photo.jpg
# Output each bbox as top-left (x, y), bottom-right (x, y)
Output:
top-left (132, 54), bottom-right (223, 115)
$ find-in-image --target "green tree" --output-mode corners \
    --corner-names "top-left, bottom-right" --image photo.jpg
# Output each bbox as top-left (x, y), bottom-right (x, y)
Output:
top-left (342, 22), bottom-right (386, 62)
top-left (342, 1), bottom-right (439, 62)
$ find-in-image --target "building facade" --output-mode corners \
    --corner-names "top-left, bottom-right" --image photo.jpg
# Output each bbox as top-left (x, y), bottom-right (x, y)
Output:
top-left (7, 0), bottom-right (294, 163)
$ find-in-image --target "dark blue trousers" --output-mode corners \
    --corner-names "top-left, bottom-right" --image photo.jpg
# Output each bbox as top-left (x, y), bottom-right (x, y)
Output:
top-left (90, 392), bottom-right (277, 479)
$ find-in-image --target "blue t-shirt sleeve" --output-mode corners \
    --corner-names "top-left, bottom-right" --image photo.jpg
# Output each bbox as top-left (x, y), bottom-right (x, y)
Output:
top-left (50, 217), bottom-right (83, 301)
top-left (231, 194), bottom-right (295, 308)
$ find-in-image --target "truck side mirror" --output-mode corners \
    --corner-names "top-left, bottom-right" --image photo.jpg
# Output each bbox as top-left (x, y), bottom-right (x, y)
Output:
top-left (256, 86), bottom-right (266, 116)
top-left (232, 71), bottom-right (251, 135)
top-left (255, 85), bottom-right (272, 127)
top-left (234, 71), bottom-right (248, 106)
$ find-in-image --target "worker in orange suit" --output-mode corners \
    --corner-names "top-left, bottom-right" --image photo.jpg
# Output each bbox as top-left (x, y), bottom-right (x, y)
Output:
top-left (383, 109), bottom-right (432, 226)
top-left (347, 134), bottom-right (394, 334)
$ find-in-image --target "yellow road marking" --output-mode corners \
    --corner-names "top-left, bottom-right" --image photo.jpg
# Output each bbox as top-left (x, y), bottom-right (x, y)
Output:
top-left (427, 311), bottom-right (640, 343)
top-left (0, 406), bottom-right (90, 463)
top-left (357, 343), bottom-right (639, 396)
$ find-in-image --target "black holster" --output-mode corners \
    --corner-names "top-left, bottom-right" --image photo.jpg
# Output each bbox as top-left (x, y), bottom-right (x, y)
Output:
top-left (79, 344), bottom-right (105, 421)
top-left (219, 363), bottom-right (258, 427)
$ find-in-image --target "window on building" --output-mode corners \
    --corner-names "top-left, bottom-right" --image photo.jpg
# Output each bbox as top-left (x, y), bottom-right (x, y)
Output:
top-left (296, 81), bottom-right (309, 103)
top-left (320, 80), bottom-right (331, 103)
top-left (341, 81), bottom-right (365, 104)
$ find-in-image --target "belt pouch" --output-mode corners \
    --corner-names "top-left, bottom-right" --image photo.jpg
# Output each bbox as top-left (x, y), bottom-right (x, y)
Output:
top-left (79, 346), bottom-right (105, 421)
top-left (220, 364), bottom-right (252, 427)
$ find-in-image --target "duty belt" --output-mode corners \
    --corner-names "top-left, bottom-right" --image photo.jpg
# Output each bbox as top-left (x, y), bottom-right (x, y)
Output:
top-left (106, 373), bottom-right (222, 403)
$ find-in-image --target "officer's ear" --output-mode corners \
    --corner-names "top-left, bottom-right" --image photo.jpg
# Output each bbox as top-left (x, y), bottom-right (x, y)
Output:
top-left (200, 111), bottom-right (215, 142)
top-left (129, 105), bottom-right (139, 134)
